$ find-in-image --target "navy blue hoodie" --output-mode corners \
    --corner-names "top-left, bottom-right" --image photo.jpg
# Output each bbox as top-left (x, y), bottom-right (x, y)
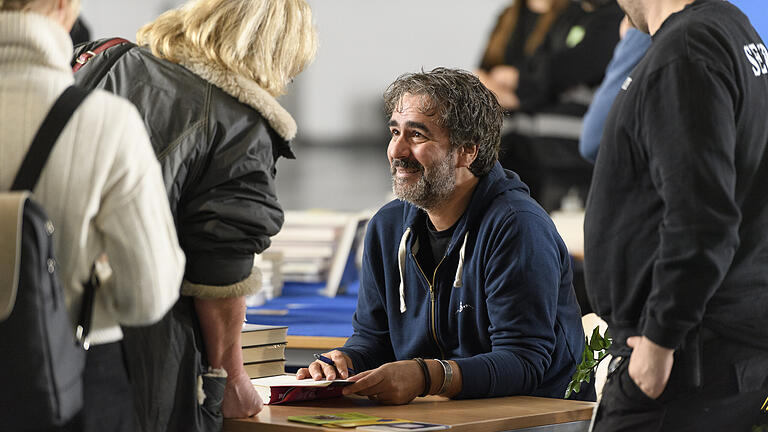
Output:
top-left (340, 162), bottom-right (590, 399)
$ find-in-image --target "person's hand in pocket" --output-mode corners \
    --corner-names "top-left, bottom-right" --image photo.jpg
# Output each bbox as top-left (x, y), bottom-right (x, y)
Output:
top-left (627, 336), bottom-right (674, 399)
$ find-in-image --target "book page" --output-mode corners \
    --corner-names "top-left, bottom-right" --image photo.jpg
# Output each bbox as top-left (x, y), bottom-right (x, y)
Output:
top-left (250, 375), bottom-right (351, 387)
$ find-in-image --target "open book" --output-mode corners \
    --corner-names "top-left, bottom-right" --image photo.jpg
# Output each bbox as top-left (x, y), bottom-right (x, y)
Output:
top-left (251, 375), bottom-right (352, 405)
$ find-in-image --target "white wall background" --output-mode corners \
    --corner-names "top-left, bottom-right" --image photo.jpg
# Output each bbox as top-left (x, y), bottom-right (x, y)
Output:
top-left (290, 0), bottom-right (509, 144)
top-left (79, 1), bottom-right (509, 145)
top-left (80, 0), bottom-right (184, 42)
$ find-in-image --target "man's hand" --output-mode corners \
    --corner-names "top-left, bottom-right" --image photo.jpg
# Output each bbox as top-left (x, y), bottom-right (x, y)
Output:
top-left (341, 360), bottom-right (424, 405)
top-left (626, 335), bottom-right (674, 399)
top-left (296, 350), bottom-right (354, 380)
top-left (221, 370), bottom-right (263, 418)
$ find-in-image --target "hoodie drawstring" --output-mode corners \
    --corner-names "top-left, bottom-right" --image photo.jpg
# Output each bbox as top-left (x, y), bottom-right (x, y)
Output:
top-left (453, 232), bottom-right (469, 288)
top-left (398, 228), bottom-right (411, 313)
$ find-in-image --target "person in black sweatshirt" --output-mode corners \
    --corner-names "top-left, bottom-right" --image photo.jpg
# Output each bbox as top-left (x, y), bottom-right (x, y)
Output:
top-left (584, 0), bottom-right (768, 430)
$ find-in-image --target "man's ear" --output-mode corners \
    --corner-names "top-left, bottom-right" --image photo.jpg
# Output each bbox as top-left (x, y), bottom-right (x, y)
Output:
top-left (456, 145), bottom-right (479, 169)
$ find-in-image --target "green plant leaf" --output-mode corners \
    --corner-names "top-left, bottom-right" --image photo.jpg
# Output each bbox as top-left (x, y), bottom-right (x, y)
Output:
top-left (589, 328), bottom-right (603, 350)
top-left (565, 325), bottom-right (613, 398)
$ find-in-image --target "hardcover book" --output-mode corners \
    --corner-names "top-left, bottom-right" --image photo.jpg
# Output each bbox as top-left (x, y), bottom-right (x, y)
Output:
top-left (241, 343), bottom-right (285, 363)
top-left (243, 360), bottom-right (286, 379)
top-left (241, 323), bottom-right (287, 346)
top-left (250, 375), bottom-right (352, 405)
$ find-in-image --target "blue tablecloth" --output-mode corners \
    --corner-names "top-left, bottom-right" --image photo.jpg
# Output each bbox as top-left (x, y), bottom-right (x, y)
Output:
top-left (246, 281), bottom-right (358, 337)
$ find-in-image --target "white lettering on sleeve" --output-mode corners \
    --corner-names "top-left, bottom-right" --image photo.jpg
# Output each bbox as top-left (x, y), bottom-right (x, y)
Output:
top-left (745, 44), bottom-right (760, 76)
top-left (759, 43), bottom-right (768, 74)
top-left (745, 43), bottom-right (768, 77)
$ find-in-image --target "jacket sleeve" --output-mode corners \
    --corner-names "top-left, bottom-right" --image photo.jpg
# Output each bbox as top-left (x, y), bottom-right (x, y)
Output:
top-left (454, 211), bottom-right (565, 398)
top-left (639, 58), bottom-right (740, 349)
top-left (517, 5), bottom-right (622, 112)
top-left (177, 118), bottom-right (284, 297)
top-left (338, 220), bottom-right (397, 371)
top-left (95, 102), bottom-right (184, 325)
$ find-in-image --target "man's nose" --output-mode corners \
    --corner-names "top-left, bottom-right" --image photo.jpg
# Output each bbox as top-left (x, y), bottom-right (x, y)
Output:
top-left (388, 134), bottom-right (410, 159)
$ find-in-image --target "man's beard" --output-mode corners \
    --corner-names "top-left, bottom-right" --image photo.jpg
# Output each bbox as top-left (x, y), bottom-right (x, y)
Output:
top-left (391, 151), bottom-right (456, 210)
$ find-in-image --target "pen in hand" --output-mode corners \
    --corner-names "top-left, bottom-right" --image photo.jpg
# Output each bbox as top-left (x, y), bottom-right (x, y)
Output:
top-left (313, 353), bottom-right (355, 377)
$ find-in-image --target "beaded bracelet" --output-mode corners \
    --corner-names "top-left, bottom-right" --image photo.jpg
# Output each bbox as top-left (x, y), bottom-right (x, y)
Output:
top-left (413, 357), bottom-right (431, 397)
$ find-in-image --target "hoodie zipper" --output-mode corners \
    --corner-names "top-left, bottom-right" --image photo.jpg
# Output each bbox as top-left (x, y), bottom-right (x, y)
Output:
top-left (412, 253), bottom-right (447, 359)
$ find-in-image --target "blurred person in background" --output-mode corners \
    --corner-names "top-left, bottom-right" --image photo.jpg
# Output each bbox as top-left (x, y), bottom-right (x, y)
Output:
top-left (72, 0), bottom-right (317, 430)
top-left (0, 0), bottom-right (184, 431)
top-left (578, 15), bottom-right (650, 163)
top-left (476, 0), bottom-right (575, 110)
top-left (478, 0), bottom-right (623, 211)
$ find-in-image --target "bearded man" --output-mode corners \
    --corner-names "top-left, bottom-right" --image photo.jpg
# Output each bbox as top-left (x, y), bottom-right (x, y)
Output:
top-left (297, 68), bottom-right (592, 404)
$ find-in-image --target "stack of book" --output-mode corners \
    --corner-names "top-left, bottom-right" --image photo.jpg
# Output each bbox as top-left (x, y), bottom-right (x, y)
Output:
top-left (265, 210), bottom-right (372, 297)
top-left (267, 211), bottom-right (348, 283)
top-left (241, 323), bottom-right (288, 379)
top-left (247, 251), bottom-right (284, 308)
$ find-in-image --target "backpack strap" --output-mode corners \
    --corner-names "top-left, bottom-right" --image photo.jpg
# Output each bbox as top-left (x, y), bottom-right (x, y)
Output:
top-left (11, 86), bottom-right (91, 192)
top-left (76, 261), bottom-right (102, 350)
top-left (9, 85), bottom-right (99, 349)
top-left (72, 37), bottom-right (130, 72)
top-left (0, 192), bottom-right (29, 322)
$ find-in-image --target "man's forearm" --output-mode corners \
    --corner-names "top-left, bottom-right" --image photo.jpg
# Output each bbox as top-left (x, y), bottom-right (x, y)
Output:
top-left (194, 295), bottom-right (264, 418)
top-left (193, 296), bottom-right (247, 376)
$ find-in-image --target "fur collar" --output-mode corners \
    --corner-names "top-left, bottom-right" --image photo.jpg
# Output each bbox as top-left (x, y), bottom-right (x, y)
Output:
top-left (179, 58), bottom-right (297, 141)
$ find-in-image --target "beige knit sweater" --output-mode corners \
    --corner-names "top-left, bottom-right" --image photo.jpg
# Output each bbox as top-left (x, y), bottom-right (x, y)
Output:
top-left (0, 12), bottom-right (184, 345)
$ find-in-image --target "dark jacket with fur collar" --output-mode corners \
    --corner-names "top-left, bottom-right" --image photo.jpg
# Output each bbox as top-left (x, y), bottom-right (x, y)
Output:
top-left (74, 40), bottom-right (295, 296)
top-left (73, 39), bottom-right (297, 432)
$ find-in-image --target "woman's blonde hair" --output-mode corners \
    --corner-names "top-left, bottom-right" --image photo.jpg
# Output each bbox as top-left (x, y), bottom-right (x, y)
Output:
top-left (137, 0), bottom-right (318, 97)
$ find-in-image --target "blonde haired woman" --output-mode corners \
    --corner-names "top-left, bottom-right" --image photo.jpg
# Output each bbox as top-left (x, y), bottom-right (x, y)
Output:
top-left (73, 0), bottom-right (317, 430)
top-left (1, 0), bottom-right (184, 431)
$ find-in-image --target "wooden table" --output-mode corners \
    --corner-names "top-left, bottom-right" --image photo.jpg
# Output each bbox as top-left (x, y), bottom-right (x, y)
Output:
top-left (224, 395), bottom-right (595, 432)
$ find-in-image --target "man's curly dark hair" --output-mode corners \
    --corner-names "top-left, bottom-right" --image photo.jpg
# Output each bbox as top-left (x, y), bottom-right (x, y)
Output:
top-left (383, 67), bottom-right (502, 177)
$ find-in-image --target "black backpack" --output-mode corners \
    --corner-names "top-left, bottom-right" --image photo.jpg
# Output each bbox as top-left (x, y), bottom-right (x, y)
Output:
top-left (0, 86), bottom-right (99, 430)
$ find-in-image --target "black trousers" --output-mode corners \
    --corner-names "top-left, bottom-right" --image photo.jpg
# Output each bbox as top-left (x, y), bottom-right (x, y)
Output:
top-left (62, 341), bottom-right (135, 432)
top-left (591, 338), bottom-right (768, 432)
